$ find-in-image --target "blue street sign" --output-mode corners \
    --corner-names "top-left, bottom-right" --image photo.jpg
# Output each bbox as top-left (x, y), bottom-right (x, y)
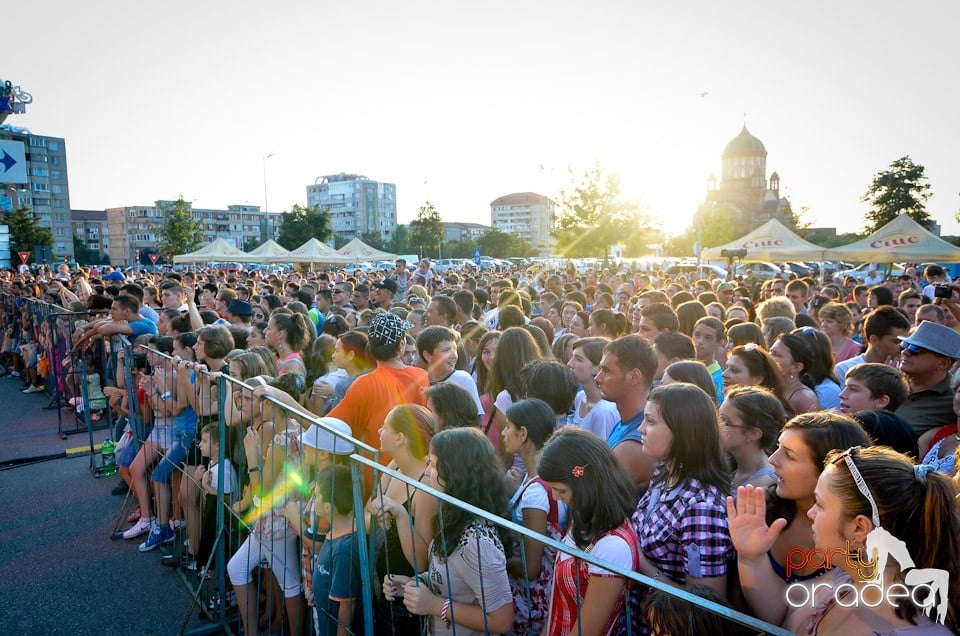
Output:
top-left (0, 140), bottom-right (27, 184)
top-left (473, 248), bottom-right (481, 265)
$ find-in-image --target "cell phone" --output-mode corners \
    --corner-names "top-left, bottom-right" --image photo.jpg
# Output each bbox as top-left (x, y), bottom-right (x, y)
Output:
top-left (933, 285), bottom-right (952, 299)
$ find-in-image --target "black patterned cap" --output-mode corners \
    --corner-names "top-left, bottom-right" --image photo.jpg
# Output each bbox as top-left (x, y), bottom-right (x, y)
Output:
top-left (368, 312), bottom-right (414, 346)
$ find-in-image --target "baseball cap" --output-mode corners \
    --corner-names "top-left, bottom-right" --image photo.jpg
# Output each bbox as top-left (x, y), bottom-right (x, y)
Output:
top-left (368, 312), bottom-right (414, 346)
top-left (373, 279), bottom-right (399, 295)
top-left (717, 282), bottom-right (736, 292)
top-left (300, 418), bottom-right (355, 455)
top-left (227, 299), bottom-right (253, 316)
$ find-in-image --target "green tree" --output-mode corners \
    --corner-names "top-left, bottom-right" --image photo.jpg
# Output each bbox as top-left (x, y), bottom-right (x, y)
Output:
top-left (359, 230), bottom-right (387, 251)
top-left (408, 201), bottom-right (444, 258)
top-left (862, 156), bottom-right (933, 233)
top-left (476, 228), bottom-right (521, 258)
top-left (804, 231), bottom-right (865, 249)
top-left (2, 205), bottom-right (52, 263)
top-left (277, 204), bottom-right (333, 250)
top-left (242, 236), bottom-right (261, 251)
top-left (156, 196), bottom-right (204, 258)
top-left (662, 205), bottom-right (736, 258)
top-left (386, 224), bottom-right (409, 255)
top-left (552, 163), bottom-right (653, 259)
top-left (443, 239), bottom-right (477, 259)
top-left (73, 237), bottom-right (110, 265)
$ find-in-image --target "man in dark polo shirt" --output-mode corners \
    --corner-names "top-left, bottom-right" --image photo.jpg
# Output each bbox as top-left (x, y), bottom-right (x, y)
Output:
top-left (895, 320), bottom-right (960, 437)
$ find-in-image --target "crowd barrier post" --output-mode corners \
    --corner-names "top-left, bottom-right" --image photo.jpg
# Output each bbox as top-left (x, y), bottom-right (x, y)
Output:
top-left (166, 365), bottom-right (382, 636)
top-left (349, 459), bottom-right (377, 636)
top-left (0, 293), bottom-right (115, 463)
top-left (350, 453), bottom-right (792, 636)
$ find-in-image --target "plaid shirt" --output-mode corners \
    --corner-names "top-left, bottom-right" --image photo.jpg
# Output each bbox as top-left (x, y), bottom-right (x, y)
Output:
top-left (633, 472), bottom-right (732, 582)
top-left (622, 472), bottom-right (732, 635)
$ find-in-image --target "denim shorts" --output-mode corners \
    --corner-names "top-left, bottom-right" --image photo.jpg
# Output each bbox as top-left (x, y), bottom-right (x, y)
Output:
top-left (151, 432), bottom-right (192, 483)
top-left (117, 437), bottom-right (139, 468)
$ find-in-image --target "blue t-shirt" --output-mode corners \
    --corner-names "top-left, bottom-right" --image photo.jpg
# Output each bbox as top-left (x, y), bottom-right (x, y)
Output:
top-left (815, 379), bottom-right (842, 411)
top-left (707, 361), bottom-right (724, 405)
top-left (607, 410), bottom-right (644, 449)
top-left (139, 306), bottom-right (159, 325)
top-left (312, 531), bottom-right (362, 636)
top-left (128, 318), bottom-right (158, 337)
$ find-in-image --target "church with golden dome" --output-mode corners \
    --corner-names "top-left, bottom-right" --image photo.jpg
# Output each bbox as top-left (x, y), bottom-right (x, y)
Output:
top-left (699, 125), bottom-right (792, 238)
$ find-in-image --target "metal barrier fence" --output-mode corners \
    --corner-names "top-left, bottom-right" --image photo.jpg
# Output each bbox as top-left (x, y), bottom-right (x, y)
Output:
top-left (351, 454), bottom-right (789, 636)
top-left (0, 293), bottom-right (114, 466)
top-left (101, 335), bottom-right (787, 636)
top-left (117, 342), bottom-right (381, 635)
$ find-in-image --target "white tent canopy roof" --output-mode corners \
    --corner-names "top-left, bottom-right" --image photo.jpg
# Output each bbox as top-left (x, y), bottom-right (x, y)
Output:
top-left (234, 240), bottom-right (293, 263)
top-left (823, 214), bottom-right (960, 262)
top-left (287, 238), bottom-right (353, 264)
top-left (172, 238), bottom-right (247, 263)
top-left (701, 219), bottom-right (825, 262)
top-left (336, 237), bottom-right (398, 262)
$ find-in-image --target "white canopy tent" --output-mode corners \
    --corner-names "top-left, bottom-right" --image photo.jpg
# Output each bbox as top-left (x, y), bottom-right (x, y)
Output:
top-left (287, 238), bottom-right (353, 265)
top-left (172, 238), bottom-right (247, 263)
top-left (336, 237), bottom-right (398, 263)
top-left (234, 240), bottom-right (293, 264)
top-left (701, 219), bottom-right (826, 262)
top-left (823, 214), bottom-right (960, 263)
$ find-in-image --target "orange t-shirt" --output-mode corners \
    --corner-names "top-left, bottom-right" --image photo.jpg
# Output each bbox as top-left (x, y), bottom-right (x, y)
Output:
top-left (328, 363), bottom-right (429, 472)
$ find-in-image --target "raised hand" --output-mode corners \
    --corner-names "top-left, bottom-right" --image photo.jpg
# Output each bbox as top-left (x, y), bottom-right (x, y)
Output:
top-left (726, 485), bottom-right (788, 560)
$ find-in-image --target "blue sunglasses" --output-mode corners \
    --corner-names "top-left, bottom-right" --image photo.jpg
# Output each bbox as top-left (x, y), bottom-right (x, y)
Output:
top-left (900, 342), bottom-right (929, 355)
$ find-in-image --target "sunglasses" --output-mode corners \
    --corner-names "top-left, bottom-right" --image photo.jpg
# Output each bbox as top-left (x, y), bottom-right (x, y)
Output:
top-left (900, 342), bottom-right (931, 355)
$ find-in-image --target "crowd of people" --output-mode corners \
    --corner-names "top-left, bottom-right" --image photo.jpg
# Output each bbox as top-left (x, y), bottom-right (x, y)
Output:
top-left (3, 257), bottom-right (960, 635)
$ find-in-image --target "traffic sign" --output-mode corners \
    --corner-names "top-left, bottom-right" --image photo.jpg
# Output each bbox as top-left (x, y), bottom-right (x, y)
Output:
top-left (0, 140), bottom-right (27, 184)
top-left (18, 251), bottom-right (30, 264)
top-left (473, 248), bottom-right (481, 265)
top-left (148, 253), bottom-right (160, 264)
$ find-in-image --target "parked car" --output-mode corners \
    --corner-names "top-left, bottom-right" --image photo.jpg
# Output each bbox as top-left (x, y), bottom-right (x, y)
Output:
top-left (782, 262), bottom-right (813, 277)
top-left (665, 263), bottom-right (728, 279)
top-left (838, 263), bottom-right (906, 279)
top-left (735, 261), bottom-right (789, 280)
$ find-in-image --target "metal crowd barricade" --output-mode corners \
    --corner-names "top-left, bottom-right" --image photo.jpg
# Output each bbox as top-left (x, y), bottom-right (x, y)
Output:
top-left (188, 370), bottom-right (381, 636)
top-left (119, 344), bottom-right (381, 636)
top-left (351, 453), bottom-right (791, 636)
top-left (0, 293), bottom-right (114, 466)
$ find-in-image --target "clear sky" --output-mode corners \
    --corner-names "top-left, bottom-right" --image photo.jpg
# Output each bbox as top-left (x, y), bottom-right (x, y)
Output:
top-left (8, 0), bottom-right (960, 239)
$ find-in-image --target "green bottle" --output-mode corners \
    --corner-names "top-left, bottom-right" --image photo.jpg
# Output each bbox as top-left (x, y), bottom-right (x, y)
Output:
top-left (101, 438), bottom-right (117, 476)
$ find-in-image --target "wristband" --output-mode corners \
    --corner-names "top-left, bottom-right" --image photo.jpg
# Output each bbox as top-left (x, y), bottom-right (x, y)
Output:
top-left (440, 599), bottom-right (452, 628)
top-left (248, 465), bottom-right (263, 474)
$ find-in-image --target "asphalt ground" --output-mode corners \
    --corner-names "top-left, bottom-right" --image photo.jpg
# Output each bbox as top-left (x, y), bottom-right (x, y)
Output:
top-left (0, 375), bottom-right (208, 635)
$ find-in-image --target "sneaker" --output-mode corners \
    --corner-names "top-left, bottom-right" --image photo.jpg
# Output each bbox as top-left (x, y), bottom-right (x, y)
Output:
top-left (10, 370), bottom-right (20, 377)
top-left (122, 517), bottom-right (153, 540)
top-left (169, 519), bottom-right (185, 531)
top-left (23, 385), bottom-right (44, 393)
top-left (139, 523), bottom-right (175, 552)
top-left (111, 482), bottom-right (129, 496)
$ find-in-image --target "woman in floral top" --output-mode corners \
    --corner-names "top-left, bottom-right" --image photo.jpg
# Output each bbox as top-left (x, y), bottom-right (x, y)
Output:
top-left (539, 427), bottom-right (640, 636)
top-left (626, 382), bottom-right (733, 635)
top-left (383, 427), bottom-right (514, 635)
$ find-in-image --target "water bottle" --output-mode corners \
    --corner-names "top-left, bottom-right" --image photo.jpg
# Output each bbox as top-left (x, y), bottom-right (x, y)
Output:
top-left (101, 438), bottom-right (117, 476)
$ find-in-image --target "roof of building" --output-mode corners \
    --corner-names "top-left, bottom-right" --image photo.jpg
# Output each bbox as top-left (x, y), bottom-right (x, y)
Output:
top-left (723, 125), bottom-right (767, 157)
top-left (70, 209), bottom-right (107, 222)
top-left (443, 222), bottom-right (490, 230)
top-left (489, 192), bottom-right (553, 207)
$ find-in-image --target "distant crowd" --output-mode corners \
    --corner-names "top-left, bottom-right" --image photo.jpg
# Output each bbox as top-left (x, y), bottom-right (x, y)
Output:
top-left (1, 257), bottom-right (959, 635)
